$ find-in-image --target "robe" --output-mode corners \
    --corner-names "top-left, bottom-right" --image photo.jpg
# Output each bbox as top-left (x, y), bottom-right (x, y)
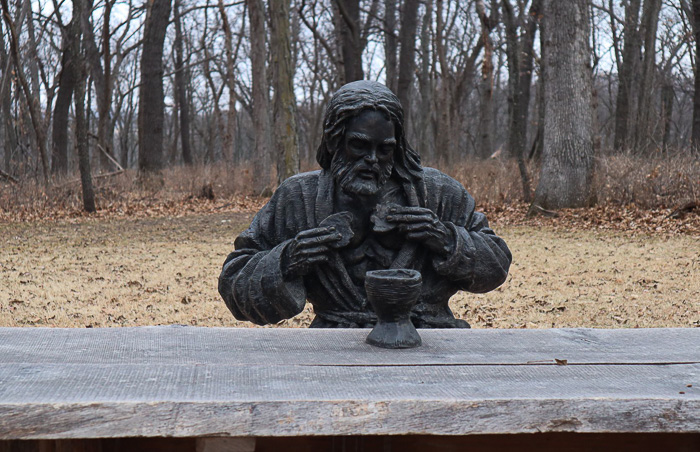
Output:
top-left (218, 167), bottom-right (512, 328)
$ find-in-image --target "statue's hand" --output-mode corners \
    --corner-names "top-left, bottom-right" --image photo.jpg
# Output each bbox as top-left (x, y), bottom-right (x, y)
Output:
top-left (386, 206), bottom-right (455, 257)
top-left (282, 226), bottom-right (342, 277)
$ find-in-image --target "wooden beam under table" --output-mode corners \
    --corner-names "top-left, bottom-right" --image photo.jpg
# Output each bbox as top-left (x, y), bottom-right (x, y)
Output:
top-left (2, 434), bottom-right (700, 452)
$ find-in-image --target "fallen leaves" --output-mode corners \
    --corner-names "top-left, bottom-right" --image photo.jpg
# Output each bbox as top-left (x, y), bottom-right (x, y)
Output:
top-left (481, 202), bottom-right (700, 235)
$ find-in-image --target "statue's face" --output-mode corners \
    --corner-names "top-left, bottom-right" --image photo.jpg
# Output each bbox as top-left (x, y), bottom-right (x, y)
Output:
top-left (332, 109), bottom-right (396, 196)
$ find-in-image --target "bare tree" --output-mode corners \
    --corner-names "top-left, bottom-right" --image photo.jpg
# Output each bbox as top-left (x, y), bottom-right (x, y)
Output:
top-left (270, 0), bottom-right (300, 183)
top-left (396, 0), bottom-right (420, 117)
top-left (416, 0), bottom-right (434, 160)
top-left (74, 0), bottom-right (96, 212)
top-left (51, 5), bottom-right (80, 175)
top-left (138, 0), bottom-right (171, 172)
top-left (1, 0), bottom-right (49, 181)
top-left (634, 0), bottom-right (662, 152)
top-left (532, 0), bottom-right (594, 210)
top-left (174, 0), bottom-right (193, 165)
top-left (502, 0), bottom-right (542, 202)
top-left (384, 0), bottom-right (398, 93)
top-left (0, 16), bottom-right (18, 174)
top-left (218, 0), bottom-right (245, 163)
top-left (692, 0), bottom-right (700, 150)
top-left (83, 0), bottom-right (141, 171)
top-left (334, 0), bottom-right (363, 82)
top-left (613, 0), bottom-right (641, 152)
top-left (248, 0), bottom-right (272, 192)
top-left (476, 0), bottom-right (498, 159)
top-left (434, 0), bottom-right (484, 165)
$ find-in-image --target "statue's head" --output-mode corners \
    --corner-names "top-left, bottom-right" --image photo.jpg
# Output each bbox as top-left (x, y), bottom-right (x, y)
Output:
top-left (316, 80), bottom-right (422, 196)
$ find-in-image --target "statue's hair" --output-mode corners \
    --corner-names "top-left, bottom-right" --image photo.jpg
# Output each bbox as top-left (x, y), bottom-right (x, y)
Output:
top-left (316, 81), bottom-right (423, 188)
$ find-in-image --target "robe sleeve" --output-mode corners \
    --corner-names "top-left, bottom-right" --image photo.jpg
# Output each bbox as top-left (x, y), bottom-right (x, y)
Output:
top-left (218, 179), bottom-right (310, 325)
top-left (426, 169), bottom-right (512, 293)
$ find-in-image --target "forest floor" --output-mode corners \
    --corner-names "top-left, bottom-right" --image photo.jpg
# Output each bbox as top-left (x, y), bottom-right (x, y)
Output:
top-left (1, 200), bottom-right (698, 329)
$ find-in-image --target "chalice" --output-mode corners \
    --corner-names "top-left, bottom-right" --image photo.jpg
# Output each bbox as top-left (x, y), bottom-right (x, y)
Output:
top-left (364, 269), bottom-right (422, 349)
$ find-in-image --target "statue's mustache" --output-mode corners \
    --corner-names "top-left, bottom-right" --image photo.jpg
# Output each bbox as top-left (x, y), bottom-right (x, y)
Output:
top-left (352, 161), bottom-right (382, 175)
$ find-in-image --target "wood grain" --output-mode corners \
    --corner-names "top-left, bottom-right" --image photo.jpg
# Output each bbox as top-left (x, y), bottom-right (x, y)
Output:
top-left (0, 327), bottom-right (697, 365)
top-left (0, 327), bottom-right (697, 439)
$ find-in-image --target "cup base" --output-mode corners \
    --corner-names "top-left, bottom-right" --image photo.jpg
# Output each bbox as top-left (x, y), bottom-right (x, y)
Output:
top-left (365, 318), bottom-right (422, 349)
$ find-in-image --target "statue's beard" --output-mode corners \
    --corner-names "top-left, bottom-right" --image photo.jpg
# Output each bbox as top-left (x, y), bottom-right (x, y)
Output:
top-left (331, 149), bottom-right (393, 196)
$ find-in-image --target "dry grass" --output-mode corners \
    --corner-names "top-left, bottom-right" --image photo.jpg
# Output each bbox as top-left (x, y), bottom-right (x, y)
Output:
top-left (1, 155), bottom-right (697, 223)
top-left (1, 212), bottom-right (697, 329)
top-left (442, 154), bottom-right (700, 209)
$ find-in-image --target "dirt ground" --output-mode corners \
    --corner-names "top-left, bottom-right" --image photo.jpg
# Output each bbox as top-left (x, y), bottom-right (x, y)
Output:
top-left (1, 212), bottom-right (698, 329)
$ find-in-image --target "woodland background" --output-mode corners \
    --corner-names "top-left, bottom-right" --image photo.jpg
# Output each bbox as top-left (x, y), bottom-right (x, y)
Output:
top-left (0, 0), bottom-right (698, 329)
top-left (0, 0), bottom-right (697, 216)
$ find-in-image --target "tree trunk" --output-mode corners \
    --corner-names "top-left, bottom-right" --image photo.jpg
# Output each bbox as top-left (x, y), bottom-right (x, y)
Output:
top-left (335, 0), bottom-right (363, 82)
top-left (51, 26), bottom-right (77, 175)
top-left (24, 0), bottom-right (40, 97)
top-left (73, 0), bottom-right (95, 212)
top-left (530, 70), bottom-right (545, 161)
top-left (218, 0), bottom-right (240, 163)
top-left (270, 0), bottom-right (300, 184)
top-left (396, 0), bottom-right (419, 119)
top-left (634, 0), bottom-right (662, 153)
top-left (248, 0), bottom-right (273, 193)
top-left (0, 16), bottom-right (16, 173)
top-left (138, 0), bottom-right (171, 172)
top-left (95, 0), bottom-right (114, 171)
top-left (476, 0), bottom-right (497, 159)
top-left (503, 0), bottom-right (541, 202)
top-left (532, 0), bottom-right (594, 210)
top-left (79, 0), bottom-right (113, 172)
top-left (613, 0), bottom-right (641, 152)
top-left (691, 0), bottom-right (700, 151)
top-left (384, 0), bottom-right (398, 93)
top-left (1, 0), bottom-right (49, 182)
top-left (417, 0), bottom-right (433, 161)
top-left (434, 0), bottom-right (452, 166)
top-left (660, 80), bottom-right (674, 150)
top-left (173, 0), bottom-right (192, 165)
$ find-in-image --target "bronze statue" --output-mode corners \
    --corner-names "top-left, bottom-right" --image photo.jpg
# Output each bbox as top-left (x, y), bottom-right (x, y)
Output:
top-left (219, 81), bottom-right (511, 345)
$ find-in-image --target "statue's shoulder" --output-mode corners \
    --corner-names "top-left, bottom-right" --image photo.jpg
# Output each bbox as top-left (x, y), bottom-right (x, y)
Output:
top-left (279, 169), bottom-right (322, 185)
top-left (420, 166), bottom-right (476, 215)
top-left (421, 166), bottom-right (468, 194)
top-left (274, 170), bottom-right (322, 196)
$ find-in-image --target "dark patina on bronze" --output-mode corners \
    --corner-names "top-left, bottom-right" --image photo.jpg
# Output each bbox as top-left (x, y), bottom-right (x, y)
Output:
top-left (219, 80), bottom-right (512, 348)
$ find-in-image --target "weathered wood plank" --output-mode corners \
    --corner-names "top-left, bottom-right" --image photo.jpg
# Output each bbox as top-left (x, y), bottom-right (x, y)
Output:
top-left (0, 363), bottom-right (697, 438)
top-left (0, 327), bottom-right (697, 366)
top-left (0, 327), bottom-right (698, 439)
top-left (1, 363), bottom-right (697, 403)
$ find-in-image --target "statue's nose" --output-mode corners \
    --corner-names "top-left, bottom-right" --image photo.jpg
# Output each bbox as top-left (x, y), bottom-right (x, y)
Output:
top-left (364, 148), bottom-right (378, 164)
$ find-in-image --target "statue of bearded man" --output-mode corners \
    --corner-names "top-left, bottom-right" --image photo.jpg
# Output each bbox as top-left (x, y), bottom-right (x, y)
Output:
top-left (219, 80), bottom-right (511, 328)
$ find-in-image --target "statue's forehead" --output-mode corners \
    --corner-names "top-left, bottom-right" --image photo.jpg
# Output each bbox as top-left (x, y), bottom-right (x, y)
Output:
top-left (345, 110), bottom-right (395, 137)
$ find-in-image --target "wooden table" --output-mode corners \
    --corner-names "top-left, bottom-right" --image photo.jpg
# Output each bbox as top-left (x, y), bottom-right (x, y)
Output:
top-left (0, 327), bottom-right (698, 451)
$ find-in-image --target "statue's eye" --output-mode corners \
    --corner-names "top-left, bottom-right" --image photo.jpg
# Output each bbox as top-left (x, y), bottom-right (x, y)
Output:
top-left (380, 144), bottom-right (395, 155)
top-left (349, 138), bottom-right (370, 150)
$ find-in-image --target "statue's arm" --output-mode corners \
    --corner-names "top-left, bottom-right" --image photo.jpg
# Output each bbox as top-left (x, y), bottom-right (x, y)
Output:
top-left (433, 211), bottom-right (511, 292)
top-left (218, 191), bottom-right (309, 325)
top-left (428, 178), bottom-right (512, 293)
top-left (218, 237), bottom-right (307, 325)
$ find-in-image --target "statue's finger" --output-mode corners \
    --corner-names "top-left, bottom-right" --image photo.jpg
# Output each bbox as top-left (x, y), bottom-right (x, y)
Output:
top-left (400, 222), bottom-right (434, 233)
top-left (393, 206), bottom-right (435, 216)
top-left (405, 231), bottom-right (430, 242)
top-left (298, 233), bottom-right (341, 247)
top-left (298, 245), bottom-right (330, 256)
top-left (297, 226), bottom-right (336, 239)
top-left (305, 255), bottom-right (330, 265)
top-left (386, 213), bottom-right (433, 223)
